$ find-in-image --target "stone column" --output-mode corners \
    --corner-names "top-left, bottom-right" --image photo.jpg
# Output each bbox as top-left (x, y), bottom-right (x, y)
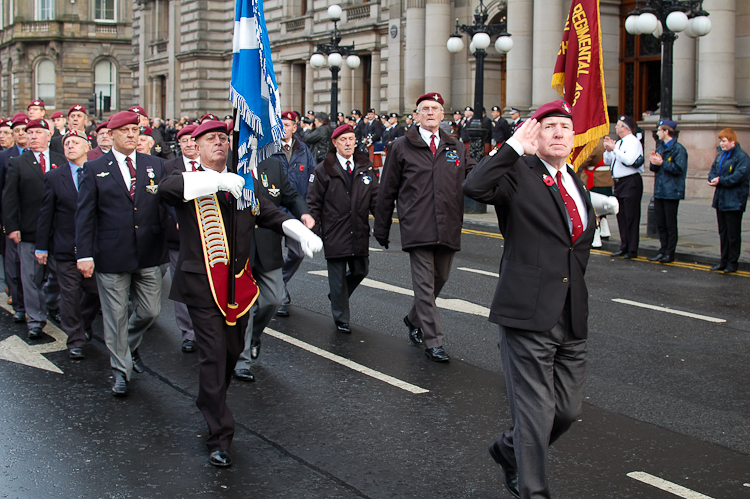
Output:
top-left (167, 0), bottom-right (177, 118)
top-left (531, 0), bottom-right (564, 110)
top-left (672, 33), bottom-right (696, 115)
top-left (404, 0), bottom-right (425, 107)
top-left (279, 61), bottom-right (292, 111)
top-left (387, 0), bottom-right (404, 113)
top-left (305, 62), bottom-right (314, 112)
top-left (423, 0), bottom-right (451, 109)
top-left (694, 0), bottom-right (738, 113)
top-left (734, 0), bottom-right (750, 113)
top-left (505, 0), bottom-right (533, 114)
top-left (370, 49), bottom-right (382, 110)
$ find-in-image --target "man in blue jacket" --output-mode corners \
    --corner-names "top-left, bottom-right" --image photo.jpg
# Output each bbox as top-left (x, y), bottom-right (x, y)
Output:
top-left (273, 111), bottom-right (315, 317)
top-left (647, 119), bottom-right (688, 264)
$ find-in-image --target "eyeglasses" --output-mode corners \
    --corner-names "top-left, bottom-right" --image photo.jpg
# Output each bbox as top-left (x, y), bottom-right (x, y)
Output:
top-left (420, 106), bottom-right (442, 114)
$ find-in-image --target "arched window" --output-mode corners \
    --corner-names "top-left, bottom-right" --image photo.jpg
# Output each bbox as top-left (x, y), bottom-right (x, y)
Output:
top-left (94, 60), bottom-right (116, 111)
top-left (36, 59), bottom-right (56, 108)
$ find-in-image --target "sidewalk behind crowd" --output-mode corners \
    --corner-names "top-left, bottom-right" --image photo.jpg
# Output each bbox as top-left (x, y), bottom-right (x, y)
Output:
top-left (463, 196), bottom-right (750, 270)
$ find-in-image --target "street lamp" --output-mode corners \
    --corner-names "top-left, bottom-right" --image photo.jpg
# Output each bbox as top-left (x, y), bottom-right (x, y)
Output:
top-left (624, 0), bottom-right (711, 120)
top-left (309, 4), bottom-right (360, 119)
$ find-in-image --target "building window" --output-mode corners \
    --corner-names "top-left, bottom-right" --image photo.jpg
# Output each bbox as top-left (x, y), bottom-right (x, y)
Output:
top-left (36, 0), bottom-right (53, 20)
top-left (94, 60), bottom-right (116, 112)
top-left (36, 59), bottom-right (55, 108)
top-left (94, 0), bottom-right (115, 21)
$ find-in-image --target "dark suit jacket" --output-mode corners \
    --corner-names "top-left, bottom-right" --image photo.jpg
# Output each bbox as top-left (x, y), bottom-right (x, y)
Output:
top-left (162, 156), bottom-right (193, 250)
top-left (75, 150), bottom-right (169, 273)
top-left (462, 144), bottom-right (595, 338)
top-left (160, 172), bottom-right (292, 308)
top-left (36, 163), bottom-right (81, 260)
top-left (51, 131), bottom-right (97, 155)
top-left (0, 145), bottom-right (23, 222)
top-left (3, 149), bottom-right (67, 243)
top-left (251, 157), bottom-right (308, 272)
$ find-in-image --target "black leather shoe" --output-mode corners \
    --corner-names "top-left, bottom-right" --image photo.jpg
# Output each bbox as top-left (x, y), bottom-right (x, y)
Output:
top-left (610, 250), bottom-right (625, 257)
top-left (131, 350), bottom-right (145, 373)
top-left (112, 372), bottom-right (128, 397)
top-left (233, 369), bottom-right (256, 382)
top-left (28, 327), bottom-right (44, 339)
top-left (724, 266), bottom-right (738, 274)
top-left (424, 346), bottom-right (450, 362)
top-left (404, 315), bottom-right (424, 345)
top-left (69, 347), bottom-right (85, 360)
top-left (85, 327), bottom-right (93, 342)
top-left (623, 253), bottom-right (638, 260)
top-left (336, 322), bottom-right (351, 333)
top-left (276, 304), bottom-right (289, 317)
top-left (660, 254), bottom-right (675, 263)
top-left (208, 450), bottom-right (233, 467)
top-left (13, 311), bottom-right (26, 323)
top-left (181, 339), bottom-right (196, 353)
top-left (489, 441), bottom-right (519, 499)
top-left (710, 263), bottom-right (726, 271)
top-left (250, 339), bottom-right (261, 359)
top-left (647, 253), bottom-right (664, 261)
top-left (47, 308), bottom-right (62, 326)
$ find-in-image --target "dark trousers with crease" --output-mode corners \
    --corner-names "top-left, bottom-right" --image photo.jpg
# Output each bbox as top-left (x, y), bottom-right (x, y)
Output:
top-left (614, 174), bottom-right (643, 255)
top-left (187, 305), bottom-right (248, 452)
top-left (57, 259), bottom-right (100, 349)
top-left (327, 256), bottom-right (369, 325)
top-left (653, 198), bottom-right (679, 257)
top-left (716, 209), bottom-right (743, 268)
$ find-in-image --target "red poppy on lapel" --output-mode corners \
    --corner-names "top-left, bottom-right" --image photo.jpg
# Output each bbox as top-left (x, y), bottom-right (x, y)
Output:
top-left (542, 173), bottom-right (558, 191)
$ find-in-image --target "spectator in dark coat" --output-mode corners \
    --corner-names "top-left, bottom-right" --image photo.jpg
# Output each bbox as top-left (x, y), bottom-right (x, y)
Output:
top-left (302, 112), bottom-right (333, 164)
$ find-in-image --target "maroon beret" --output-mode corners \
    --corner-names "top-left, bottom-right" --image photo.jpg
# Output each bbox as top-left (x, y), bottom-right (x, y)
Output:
top-left (26, 119), bottom-right (52, 132)
top-left (1, 119), bottom-right (11, 129)
top-left (191, 120), bottom-right (228, 140)
top-left (50, 111), bottom-right (65, 120)
top-left (530, 100), bottom-right (573, 122)
top-left (281, 110), bottom-right (297, 121)
top-left (140, 126), bottom-right (153, 137)
top-left (108, 111), bottom-right (140, 130)
top-left (617, 114), bottom-right (636, 132)
top-left (63, 129), bottom-right (92, 146)
top-left (12, 112), bottom-right (29, 122)
top-left (11, 114), bottom-right (29, 129)
top-left (68, 104), bottom-right (87, 116)
top-left (128, 106), bottom-right (148, 118)
top-left (176, 124), bottom-right (197, 140)
top-left (95, 121), bottom-right (110, 133)
top-left (226, 120), bottom-right (234, 134)
top-left (331, 124), bottom-right (356, 140)
top-left (416, 92), bottom-right (444, 107)
top-left (200, 113), bottom-right (220, 122)
top-left (27, 100), bottom-right (45, 109)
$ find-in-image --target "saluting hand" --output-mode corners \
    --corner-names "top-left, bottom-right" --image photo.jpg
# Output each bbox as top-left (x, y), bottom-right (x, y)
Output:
top-left (513, 118), bottom-right (540, 156)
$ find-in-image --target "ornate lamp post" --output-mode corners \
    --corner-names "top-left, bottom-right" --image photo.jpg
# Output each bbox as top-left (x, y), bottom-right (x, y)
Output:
top-left (446, 0), bottom-right (512, 213)
top-left (309, 5), bottom-right (361, 119)
top-left (625, 1), bottom-right (711, 120)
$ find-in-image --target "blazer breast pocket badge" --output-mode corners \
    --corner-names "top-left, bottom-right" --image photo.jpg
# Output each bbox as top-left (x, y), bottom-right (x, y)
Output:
top-left (268, 185), bottom-right (280, 197)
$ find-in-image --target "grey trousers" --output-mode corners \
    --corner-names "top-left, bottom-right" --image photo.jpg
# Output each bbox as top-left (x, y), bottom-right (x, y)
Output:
top-left (327, 256), bottom-right (368, 324)
top-left (235, 266), bottom-right (284, 370)
top-left (4, 237), bottom-right (23, 313)
top-left (19, 242), bottom-right (48, 329)
top-left (406, 246), bottom-right (455, 349)
top-left (168, 249), bottom-right (195, 341)
top-left (97, 267), bottom-right (162, 380)
top-left (280, 237), bottom-right (304, 305)
top-left (494, 304), bottom-right (587, 499)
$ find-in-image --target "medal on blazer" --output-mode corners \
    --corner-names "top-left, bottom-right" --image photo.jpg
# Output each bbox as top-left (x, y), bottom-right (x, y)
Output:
top-left (195, 195), bottom-right (259, 326)
top-left (261, 172), bottom-right (269, 188)
top-left (268, 185), bottom-right (280, 197)
top-left (146, 166), bottom-right (157, 193)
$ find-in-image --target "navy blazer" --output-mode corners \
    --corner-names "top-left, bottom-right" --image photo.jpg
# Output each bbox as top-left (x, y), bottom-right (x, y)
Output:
top-left (36, 164), bottom-right (82, 261)
top-left (0, 145), bottom-right (22, 220)
top-left (75, 150), bottom-right (169, 273)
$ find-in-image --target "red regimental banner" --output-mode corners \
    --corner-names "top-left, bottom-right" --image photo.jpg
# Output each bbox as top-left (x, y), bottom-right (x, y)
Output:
top-left (551, 0), bottom-right (609, 170)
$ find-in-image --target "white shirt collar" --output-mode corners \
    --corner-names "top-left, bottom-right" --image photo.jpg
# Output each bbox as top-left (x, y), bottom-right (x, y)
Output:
top-left (182, 155), bottom-right (201, 170)
top-left (111, 147), bottom-right (136, 166)
top-left (418, 127), bottom-right (440, 148)
top-left (336, 152), bottom-right (354, 170)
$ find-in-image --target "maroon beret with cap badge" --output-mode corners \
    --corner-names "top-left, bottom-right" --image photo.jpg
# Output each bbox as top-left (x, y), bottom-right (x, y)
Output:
top-left (191, 120), bottom-right (228, 140)
top-left (176, 124), bottom-right (198, 140)
top-left (416, 92), bottom-right (444, 107)
top-left (108, 111), bottom-right (140, 130)
top-left (530, 100), bottom-right (573, 122)
top-left (331, 124), bottom-right (356, 140)
top-left (68, 104), bottom-right (87, 116)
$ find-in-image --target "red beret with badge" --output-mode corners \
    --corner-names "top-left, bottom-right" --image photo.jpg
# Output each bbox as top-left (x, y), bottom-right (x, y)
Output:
top-left (331, 124), bottom-right (355, 140)
top-left (50, 111), bottom-right (65, 120)
top-left (95, 121), bottom-right (110, 133)
top-left (68, 104), bottom-right (87, 116)
top-left (11, 114), bottom-right (29, 129)
top-left (108, 111), bottom-right (140, 130)
top-left (128, 106), bottom-right (148, 118)
top-left (281, 110), bottom-right (297, 121)
top-left (25, 119), bottom-right (51, 132)
top-left (200, 113), bottom-right (220, 122)
top-left (191, 120), bottom-right (228, 140)
top-left (416, 92), bottom-right (444, 107)
top-left (530, 100), bottom-right (573, 122)
top-left (140, 126), bottom-right (153, 137)
top-left (63, 129), bottom-right (92, 146)
top-left (176, 124), bottom-right (198, 140)
top-left (28, 100), bottom-right (45, 110)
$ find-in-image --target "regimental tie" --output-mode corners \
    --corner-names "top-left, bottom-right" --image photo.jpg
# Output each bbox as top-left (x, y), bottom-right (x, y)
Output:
top-left (556, 170), bottom-right (583, 243)
top-left (429, 135), bottom-right (437, 156)
top-left (346, 160), bottom-right (352, 172)
top-left (190, 160), bottom-right (198, 172)
top-left (125, 156), bottom-right (136, 200)
top-left (284, 144), bottom-right (290, 152)
top-left (76, 167), bottom-right (82, 191)
top-left (39, 153), bottom-right (46, 174)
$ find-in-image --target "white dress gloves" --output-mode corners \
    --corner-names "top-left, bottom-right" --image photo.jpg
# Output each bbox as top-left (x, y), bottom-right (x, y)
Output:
top-left (282, 219), bottom-right (324, 258)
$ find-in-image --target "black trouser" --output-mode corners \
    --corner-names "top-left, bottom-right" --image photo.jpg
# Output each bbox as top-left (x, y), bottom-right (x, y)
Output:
top-left (327, 256), bottom-right (369, 325)
top-left (57, 259), bottom-right (100, 349)
top-left (654, 198), bottom-right (680, 257)
top-left (613, 174), bottom-right (643, 255)
top-left (717, 209), bottom-right (744, 268)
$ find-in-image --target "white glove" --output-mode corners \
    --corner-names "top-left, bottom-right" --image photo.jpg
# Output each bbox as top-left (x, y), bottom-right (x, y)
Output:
top-left (182, 169), bottom-right (246, 200)
top-left (217, 172), bottom-right (246, 199)
top-left (282, 219), bottom-right (323, 258)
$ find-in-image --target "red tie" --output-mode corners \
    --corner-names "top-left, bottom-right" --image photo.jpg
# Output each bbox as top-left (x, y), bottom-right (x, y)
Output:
top-left (556, 170), bottom-right (583, 243)
top-left (189, 160), bottom-right (197, 171)
top-left (39, 153), bottom-right (46, 174)
top-left (429, 135), bottom-right (437, 156)
top-left (125, 156), bottom-right (136, 200)
top-left (346, 160), bottom-right (352, 172)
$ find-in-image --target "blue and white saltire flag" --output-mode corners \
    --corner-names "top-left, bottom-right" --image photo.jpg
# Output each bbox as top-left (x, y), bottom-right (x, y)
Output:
top-left (230, 0), bottom-right (283, 212)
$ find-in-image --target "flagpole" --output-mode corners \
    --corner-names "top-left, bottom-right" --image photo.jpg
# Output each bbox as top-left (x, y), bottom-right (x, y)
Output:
top-left (227, 107), bottom-right (239, 306)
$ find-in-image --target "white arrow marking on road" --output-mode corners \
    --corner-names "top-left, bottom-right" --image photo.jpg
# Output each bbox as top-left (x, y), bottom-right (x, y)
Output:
top-left (0, 293), bottom-right (67, 374)
top-left (612, 299), bottom-right (726, 323)
top-left (627, 472), bottom-right (715, 499)
top-left (368, 247), bottom-right (384, 252)
top-left (458, 266), bottom-right (499, 278)
top-left (308, 270), bottom-right (491, 317)
top-left (264, 328), bottom-right (429, 394)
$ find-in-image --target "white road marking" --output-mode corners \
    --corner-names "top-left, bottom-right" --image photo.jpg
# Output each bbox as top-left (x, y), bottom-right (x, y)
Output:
top-left (0, 293), bottom-right (67, 374)
top-left (458, 266), bottom-right (499, 278)
top-left (627, 472), bottom-right (715, 499)
top-left (368, 247), bottom-right (383, 252)
top-left (263, 328), bottom-right (429, 394)
top-left (612, 299), bottom-right (726, 323)
top-left (308, 270), bottom-right (491, 317)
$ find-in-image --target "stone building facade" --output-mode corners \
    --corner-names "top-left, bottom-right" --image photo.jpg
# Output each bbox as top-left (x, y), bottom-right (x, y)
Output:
top-left (0, 0), bottom-right (133, 117)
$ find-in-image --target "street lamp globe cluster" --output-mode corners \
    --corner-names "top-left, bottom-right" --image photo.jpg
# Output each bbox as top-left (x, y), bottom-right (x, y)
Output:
top-left (309, 4), bottom-right (361, 118)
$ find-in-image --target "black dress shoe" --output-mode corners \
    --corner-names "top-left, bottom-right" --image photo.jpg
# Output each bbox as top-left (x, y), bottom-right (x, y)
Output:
top-left (724, 266), bottom-right (738, 274)
top-left (47, 308), bottom-right (62, 326)
top-left (13, 311), bottom-right (26, 323)
top-left (84, 327), bottom-right (93, 342)
top-left (112, 372), bottom-right (128, 397)
top-left (336, 322), bottom-right (351, 333)
top-left (69, 347), bottom-right (85, 360)
top-left (131, 350), bottom-right (145, 373)
top-left (489, 441), bottom-right (519, 499)
top-left (660, 254), bottom-right (675, 263)
top-left (623, 253), bottom-right (638, 260)
top-left (404, 315), bottom-right (424, 345)
top-left (208, 450), bottom-right (233, 468)
top-left (250, 339), bottom-right (261, 359)
top-left (610, 250), bottom-right (625, 257)
top-left (276, 304), bottom-right (289, 317)
top-left (233, 369), bottom-right (256, 382)
top-left (647, 253), bottom-right (664, 262)
top-left (424, 346), bottom-right (450, 362)
top-left (710, 263), bottom-right (726, 271)
top-left (28, 327), bottom-right (44, 339)
top-left (182, 339), bottom-right (196, 353)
